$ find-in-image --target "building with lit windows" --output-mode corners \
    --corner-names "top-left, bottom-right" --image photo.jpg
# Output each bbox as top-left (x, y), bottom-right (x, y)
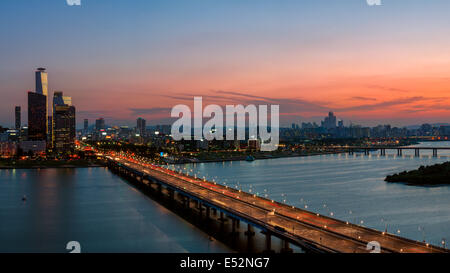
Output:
top-left (52, 92), bottom-right (76, 154)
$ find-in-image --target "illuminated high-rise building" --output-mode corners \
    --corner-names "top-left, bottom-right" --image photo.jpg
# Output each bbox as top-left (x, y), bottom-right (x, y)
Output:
top-left (52, 91), bottom-right (72, 146)
top-left (53, 91), bottom-right (71, 107)
top-left (52, 92), bottom-right (76, 153)
top-left (35, 68), bottom-right (48, 96)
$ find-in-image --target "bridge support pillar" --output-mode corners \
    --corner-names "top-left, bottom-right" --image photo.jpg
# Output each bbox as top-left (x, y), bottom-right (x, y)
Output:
top-left (206, 206), bottom-right (210, 218)
top-left (168, 188), bottom-right (174, 200)
top-left (364, 149), bottom-right (369, 156)
top-left (198, 204), bottom-right (204, 218)
top-left (231, 219), bottom-right (237, 234)
top-left (245, 224), bottom-right (255, 237)
top-left (397, 149), bottom-right (402, 156)
top-left (219, 212), bottom-right (227, 222)
top-left (264, 232), bottom-right (272, 253)
top-left (348, 149), bottom-right (354, 155)
top-left (380, 149), bottom-right (386, 156)
top-left (433, 149), bottom-right (438, 157)
top-left (281, 240), bottom-right (293, 253)
top-left (184, 197), bottom-right (190, 209)
top-left (415, 149), bottom-right (420, 157)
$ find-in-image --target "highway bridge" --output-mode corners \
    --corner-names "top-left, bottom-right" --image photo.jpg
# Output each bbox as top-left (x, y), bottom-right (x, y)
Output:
top-left (327, 146), bottom-right (450, 157)
top-left (106, 155), bottom-right (449, 253)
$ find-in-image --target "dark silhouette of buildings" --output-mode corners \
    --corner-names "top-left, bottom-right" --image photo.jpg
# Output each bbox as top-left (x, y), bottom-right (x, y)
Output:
top-left (27, 92), bottom-right (47, 141)
top-left (96, 118), bottom-right (105, 130)
top-left (15, 106), bottom-right (21, 130)
top-left (137, 117), bottom-right (146, 136)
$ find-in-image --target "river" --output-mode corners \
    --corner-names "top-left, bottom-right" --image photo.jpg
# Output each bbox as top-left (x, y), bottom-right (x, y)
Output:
top-left (1, 141), bottom-right (449, 252)
top-left (0, 167), bottom-right (230, 253)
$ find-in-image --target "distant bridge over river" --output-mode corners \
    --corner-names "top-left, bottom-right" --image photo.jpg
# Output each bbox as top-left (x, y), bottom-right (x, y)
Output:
top-left (326, 146), bottom-right (450, 157)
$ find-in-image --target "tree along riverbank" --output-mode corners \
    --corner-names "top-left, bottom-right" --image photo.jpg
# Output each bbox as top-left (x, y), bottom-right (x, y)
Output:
top-left (385, 161), bottom-right (450, 185)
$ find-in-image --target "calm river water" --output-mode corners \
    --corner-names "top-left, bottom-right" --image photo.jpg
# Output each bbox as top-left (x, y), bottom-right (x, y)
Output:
top-left (1, 141), bottom-right (449, 252)
top-left (0, 167), bottom-right (230, 253)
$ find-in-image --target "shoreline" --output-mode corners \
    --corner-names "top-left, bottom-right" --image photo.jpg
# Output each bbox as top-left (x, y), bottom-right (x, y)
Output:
top-left (168, 151), bottom-right (347, 164)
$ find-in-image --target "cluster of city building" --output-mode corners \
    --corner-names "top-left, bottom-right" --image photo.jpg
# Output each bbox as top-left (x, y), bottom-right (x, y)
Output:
top-left (2, 72), bottom-right (450, 157)
top-left (79, 117), bottom-right (171, 144)
top-left (283, 112), bottom-right (450, 141)
top-left (76, 112), bottom-right (450, 155)
top-left (0, 68), bottom-right (76, 157)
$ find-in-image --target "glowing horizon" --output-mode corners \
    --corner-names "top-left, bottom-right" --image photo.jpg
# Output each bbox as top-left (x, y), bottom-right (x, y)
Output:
top-left (1, 0), bottom-right (450, 128)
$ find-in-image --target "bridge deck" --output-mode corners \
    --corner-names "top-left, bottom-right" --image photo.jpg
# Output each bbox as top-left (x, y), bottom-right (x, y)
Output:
top-left (108, 156), bottom-right (448, 253)
top-left (329, 146), bottom-right (450, 150)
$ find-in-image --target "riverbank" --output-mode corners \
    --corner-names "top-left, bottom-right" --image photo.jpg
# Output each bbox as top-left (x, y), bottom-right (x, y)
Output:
top-left (0, 159), bottom-right (105, 169)
top-left (385, 161), bottom-right (450, 186)
top-left (169, 150), bottom-right (347, 164)
top-left (195, 151), bottom-right (343, 163)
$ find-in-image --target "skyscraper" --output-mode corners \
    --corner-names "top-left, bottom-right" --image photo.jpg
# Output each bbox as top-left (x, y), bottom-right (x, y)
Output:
top-left (15, 106), bottom-right (21, 130)
top-left (35, 68), bottom-right (48, 96)
top-left (51, 92), bottom-right (72, 146)
top-left (52, 92), bottom-right (76, 153)
top-left (48, 115), bottom-right (53, 146)
top-left (322, 112), bottom-right (337, 130)
top-left (53, 91), bottom-right (71, 107)
top-left (137, 117), bottom-right (146, 136)
top-left (34, 68), bottom-right (49, 141)
top-left (84, 119), bottom-right (89, 133)
top-left (28, 92), bottom-right (47, 141)
top-left (95, 118), bottom-right (105, 130)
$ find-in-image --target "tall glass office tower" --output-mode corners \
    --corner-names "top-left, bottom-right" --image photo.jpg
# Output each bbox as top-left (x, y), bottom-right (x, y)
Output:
top-left (28, 92), bottom-right (47, 141)
top-left (35, 68), bottom-right (49, 143)
top-left (52, 92), bottom-right (76, 153)
top-left (35, 68), bottom-right (48, 96)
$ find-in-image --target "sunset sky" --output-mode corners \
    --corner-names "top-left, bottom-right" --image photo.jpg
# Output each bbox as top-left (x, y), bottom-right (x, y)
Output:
top-left (1, 0), bottom-right (450, 128)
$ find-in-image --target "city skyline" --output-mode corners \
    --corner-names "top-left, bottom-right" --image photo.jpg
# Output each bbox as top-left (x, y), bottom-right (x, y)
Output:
top-left (1, 0), bottom-right (450, 128)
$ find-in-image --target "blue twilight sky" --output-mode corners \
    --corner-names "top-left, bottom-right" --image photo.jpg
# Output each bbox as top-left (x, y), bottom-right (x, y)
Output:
top-left (1, 0), bottom-right (450, 128)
